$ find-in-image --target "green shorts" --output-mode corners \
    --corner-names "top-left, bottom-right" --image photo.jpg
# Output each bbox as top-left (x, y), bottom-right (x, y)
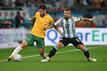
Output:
top-left (26, 33), bottom-right (44, 48)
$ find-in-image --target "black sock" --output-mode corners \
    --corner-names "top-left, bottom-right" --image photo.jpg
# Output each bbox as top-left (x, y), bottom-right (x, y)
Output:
top-left (48, 48), bottom-right (57, 58)
top-left (83, 50), bottom-right (90, 58)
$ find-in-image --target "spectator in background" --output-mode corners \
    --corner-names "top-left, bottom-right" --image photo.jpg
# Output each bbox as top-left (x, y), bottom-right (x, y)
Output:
top-left (73, 0), bottom-right (87, 8)
top-left (22, 12), bottom-right (32, 29)
top-left (15, 11), bottom-right (24, 28)
top-left (1, 12), bottom-right (12, 28)
top-left (102, 0), bottom-right (107, 8)
top-left (0, 0), bottom-right (4, 6)
top-left (55, 0), bottom-right (61, 8)
top-left (15, 0), bottom-right (24, 7)
top-left (27, 2), bottom-right (37, 17)
top-left (91, 0), bottom-right (102, 8)
top-left (9, 12), bottom-right (16, 28)
top-left (0, 12), bottom-right (3, 28)
top-left (85, 0), bottom-right (92, 6)
top-left (102, 14), bottom-right (107, 28)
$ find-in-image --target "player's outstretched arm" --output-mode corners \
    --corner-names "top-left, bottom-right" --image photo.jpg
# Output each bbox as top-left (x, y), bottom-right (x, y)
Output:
top-left (53, 25), bottom-right (63, 36)
top-left (53, 18), bottom-right (63, 36)
top-left (28, 16), bottom-right (36, 21)
top-left (80, 17), bottom-right (96, 21)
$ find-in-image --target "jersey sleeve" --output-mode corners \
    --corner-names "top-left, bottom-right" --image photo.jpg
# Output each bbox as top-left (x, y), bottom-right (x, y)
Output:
top-left (47, 16), bottom-right (54, 29)
top-left (73, 17), bottom-right (80, 22)
top-left (54, 18), bottom-right (63, 26)
top-left (34, 12), bottom-right (39, 18)
top-left (50, 17), bottom-right (54, 24)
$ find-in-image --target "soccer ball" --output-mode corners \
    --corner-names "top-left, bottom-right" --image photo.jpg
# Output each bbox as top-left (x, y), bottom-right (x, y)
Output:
top-left (12, 54), bottom-right (22, 61)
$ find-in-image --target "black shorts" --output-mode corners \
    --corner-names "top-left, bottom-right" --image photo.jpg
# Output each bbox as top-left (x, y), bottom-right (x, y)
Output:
top-left (60, 37), bottom-right (83, 47)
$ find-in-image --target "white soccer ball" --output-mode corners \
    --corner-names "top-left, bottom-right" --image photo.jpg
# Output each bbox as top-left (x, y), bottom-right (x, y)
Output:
top-left (13, 54), bottom-right (22, 61)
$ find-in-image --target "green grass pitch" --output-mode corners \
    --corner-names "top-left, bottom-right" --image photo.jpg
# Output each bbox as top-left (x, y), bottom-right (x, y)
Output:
top-left (0, 45), bottom-right (107, 71)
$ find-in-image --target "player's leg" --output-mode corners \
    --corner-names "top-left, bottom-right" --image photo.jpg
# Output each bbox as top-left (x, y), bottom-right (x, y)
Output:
top-left (48, 42), bottom-right (64, 58)
top-left (77, 44), bottom-right (90, 59)
top-left (8, 33), bottom-right (34, 61)
top-left (41, 41), bottom-right (64, 62)
top-left (38, 48), bottom-right (47, 59)
top-left (35, 36), bottom-right (47, 59)
top-left (48, 38), bottom-right (69, 59)
top-left (77, 44), bottom-right (96, 61)
top-left (71, 37), bottom-right (96, 61)
top-left (41, 38), bottom-right (69, 62)
top-left (8, 40), bottom-right (28, 61)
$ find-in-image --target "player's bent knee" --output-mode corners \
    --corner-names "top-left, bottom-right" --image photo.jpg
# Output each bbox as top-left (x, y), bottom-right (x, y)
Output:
top-left (39, 48), bottom-right (44, 52)
top-left (21, 40), bottom-right (28, 48)
top-left (57, 43), bottom-right (64, 49)
top-left (77, 44), bottom-right (85, 49)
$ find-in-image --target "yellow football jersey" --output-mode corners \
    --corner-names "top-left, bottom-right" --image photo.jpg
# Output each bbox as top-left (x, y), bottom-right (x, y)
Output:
top-left (31, 12), bottom-right (54, 38)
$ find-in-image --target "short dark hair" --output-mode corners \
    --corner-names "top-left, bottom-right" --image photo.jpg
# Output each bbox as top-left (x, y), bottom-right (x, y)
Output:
top-left (64, 8), bottom-right (70, 11)
top-left (38, 4), bottom-right (47, 10)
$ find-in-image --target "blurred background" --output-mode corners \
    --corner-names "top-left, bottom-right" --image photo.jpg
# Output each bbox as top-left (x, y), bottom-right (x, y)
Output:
top-left (0, 0), bottom-right (107, 29)
top-left (0, 0), bottom-right (107, 48)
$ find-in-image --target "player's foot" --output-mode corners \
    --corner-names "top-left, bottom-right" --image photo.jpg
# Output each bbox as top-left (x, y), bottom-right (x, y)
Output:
top-left (8, 57), bottom-right (12, 61)
top-left (41, 57), bottom-right (50, 63)
top-left (88, 57), bottom-right (97, 62)
top-left (8, 55), bottom-right (14, 61)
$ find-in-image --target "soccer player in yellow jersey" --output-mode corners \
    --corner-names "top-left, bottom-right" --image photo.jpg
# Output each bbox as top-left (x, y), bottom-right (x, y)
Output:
top-left (8, 5), bottom-right (54, 62)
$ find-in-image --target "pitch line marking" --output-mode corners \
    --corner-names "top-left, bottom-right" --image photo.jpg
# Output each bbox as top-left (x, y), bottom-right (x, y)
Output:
top-left (0, 46), bottom-right (101, 62)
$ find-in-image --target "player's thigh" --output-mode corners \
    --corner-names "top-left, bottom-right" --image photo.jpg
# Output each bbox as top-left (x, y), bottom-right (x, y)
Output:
top-left (20, 40), bottom-right (28, 48)
top-left (57, 41), bottom-right (64, 49)
top-left (58, 38), bottom-right (70, 48)
top-left (71, 37), bottom-right (83, 48)
top-left (25, 33), bottom-right (35, 46)
top-left (35, 36), bottom-right (45, 48)
top-left (77, 43), bottom-right (85, 50)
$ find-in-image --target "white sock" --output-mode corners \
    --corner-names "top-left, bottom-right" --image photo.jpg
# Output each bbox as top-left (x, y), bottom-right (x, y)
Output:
top-left (11, 45), bottom-right (22, 56)
top-left (44, 52), bottom-right (47, 58)
top-left (82, 47), bottom-right (88, 52)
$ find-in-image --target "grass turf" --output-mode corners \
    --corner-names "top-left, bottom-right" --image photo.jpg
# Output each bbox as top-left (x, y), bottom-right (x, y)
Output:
top-left (0, 45), bottom-right (107, 71)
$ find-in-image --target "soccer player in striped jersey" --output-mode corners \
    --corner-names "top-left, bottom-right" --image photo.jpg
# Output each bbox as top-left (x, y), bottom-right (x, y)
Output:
top-left (8, 4), bottom-right (54, 62)
top-left (41, 8), bottom-right (96, 62)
